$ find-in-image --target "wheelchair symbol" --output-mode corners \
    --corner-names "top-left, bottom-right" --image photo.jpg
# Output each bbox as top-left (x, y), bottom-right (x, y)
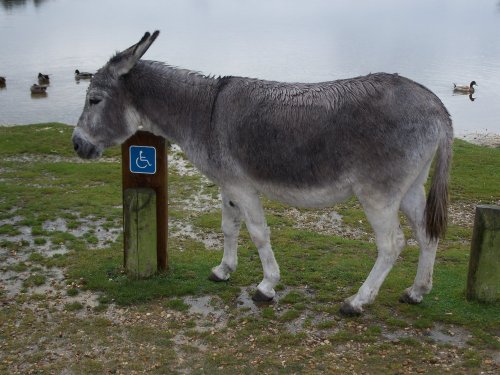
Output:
top-left (136, 151), bottom-right (152, 169)
top-left (129, 146), bottom-right (156, 174)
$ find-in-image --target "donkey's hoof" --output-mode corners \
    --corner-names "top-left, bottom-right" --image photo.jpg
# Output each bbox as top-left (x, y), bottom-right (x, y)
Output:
top-left (208, 272), bottom-right (227, 282)
top-left (252, 289), bottom-right (274, 303)
top-left (399, 291), bottom-right (421, 305)
top-left (339, 302), bottom-right (362, 317)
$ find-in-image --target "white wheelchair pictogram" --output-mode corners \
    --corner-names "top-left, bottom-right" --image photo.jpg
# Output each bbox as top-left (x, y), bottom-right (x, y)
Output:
top-left (135, 150), bottom-right (152, 169)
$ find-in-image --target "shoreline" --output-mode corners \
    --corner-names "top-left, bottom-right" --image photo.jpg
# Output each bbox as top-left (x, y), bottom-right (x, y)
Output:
top-left (1, 123), bottom-right (499, 148)
top-left (458, 133), bottom-right (500, 148)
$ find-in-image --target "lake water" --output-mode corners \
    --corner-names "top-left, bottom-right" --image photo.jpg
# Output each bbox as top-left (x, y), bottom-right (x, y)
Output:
top-left (1, 0), bottom-right (500, 135)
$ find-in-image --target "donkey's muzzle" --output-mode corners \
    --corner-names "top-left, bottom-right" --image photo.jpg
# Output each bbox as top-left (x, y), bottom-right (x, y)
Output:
top-left (72, 129), bottom-right (102, 159)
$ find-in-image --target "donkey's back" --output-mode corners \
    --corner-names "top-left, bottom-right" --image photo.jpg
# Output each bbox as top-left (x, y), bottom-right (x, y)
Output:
top-left (212, 73), bottom-right (451, 207)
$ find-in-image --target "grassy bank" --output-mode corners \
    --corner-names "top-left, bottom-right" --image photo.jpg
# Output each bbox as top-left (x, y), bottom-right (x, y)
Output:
top-left (0, 123), bottom-right (499, 374)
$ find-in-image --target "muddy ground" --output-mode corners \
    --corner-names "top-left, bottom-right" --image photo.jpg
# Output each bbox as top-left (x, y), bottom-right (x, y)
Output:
top-left (0, 135), bottom-right (499, 374)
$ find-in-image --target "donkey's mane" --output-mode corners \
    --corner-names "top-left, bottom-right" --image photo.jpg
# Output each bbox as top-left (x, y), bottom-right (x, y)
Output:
top-left (138, 60), bottom-right (217, 87)
top-left (128, 59), bottom-right (431, 115)
top-left (142, 61), bottom-right (403, 113)
top-left (241, 74), bottom-right (386, 109)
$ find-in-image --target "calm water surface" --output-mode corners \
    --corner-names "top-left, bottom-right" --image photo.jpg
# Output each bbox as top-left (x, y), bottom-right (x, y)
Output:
top-left (1, 0), bottom-right (500, 135)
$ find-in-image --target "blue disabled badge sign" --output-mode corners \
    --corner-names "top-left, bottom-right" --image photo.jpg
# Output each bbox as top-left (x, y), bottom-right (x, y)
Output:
top-left (130, 146), bottom-right (156, 174)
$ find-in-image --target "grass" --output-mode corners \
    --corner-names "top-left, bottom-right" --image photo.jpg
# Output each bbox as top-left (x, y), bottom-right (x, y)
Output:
top-left (164, 298), bottom-right (190, 312)
top-left (22, 273), bottom-right (46, 288)
top-left (0, 123), bottom-right (499, 374)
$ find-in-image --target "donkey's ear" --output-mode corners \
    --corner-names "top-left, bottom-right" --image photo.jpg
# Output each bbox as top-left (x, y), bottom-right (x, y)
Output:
top-left (109, 30), bottom-right (160, 77)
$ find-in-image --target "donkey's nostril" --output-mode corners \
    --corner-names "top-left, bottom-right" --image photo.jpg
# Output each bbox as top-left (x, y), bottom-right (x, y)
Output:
top-left (73, 142), bottom-right (79, 151)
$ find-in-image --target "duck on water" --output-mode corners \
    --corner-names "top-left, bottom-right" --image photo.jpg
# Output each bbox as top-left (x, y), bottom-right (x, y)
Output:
top-left (453, 81), bottom-right (477, 94)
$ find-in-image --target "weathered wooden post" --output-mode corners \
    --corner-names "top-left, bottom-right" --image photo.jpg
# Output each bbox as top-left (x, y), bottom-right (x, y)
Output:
top-left (122, 131), bottom-right (168, 278)
top-left (466, 205), bottom-right (500, 302)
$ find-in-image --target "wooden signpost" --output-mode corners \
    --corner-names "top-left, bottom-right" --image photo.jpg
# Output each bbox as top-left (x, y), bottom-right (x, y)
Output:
top-left (466, 205), bottom-right (500, 302)
top-left (122, 131), bottom-right (168, 278)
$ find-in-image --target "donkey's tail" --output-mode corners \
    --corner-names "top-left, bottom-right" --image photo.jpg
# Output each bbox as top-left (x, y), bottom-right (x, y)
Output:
top-left (425, 123), bottom-right (453, 240)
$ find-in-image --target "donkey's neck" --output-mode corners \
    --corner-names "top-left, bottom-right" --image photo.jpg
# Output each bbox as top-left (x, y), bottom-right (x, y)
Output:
top-left (124, 61), bottom-right (218, 150)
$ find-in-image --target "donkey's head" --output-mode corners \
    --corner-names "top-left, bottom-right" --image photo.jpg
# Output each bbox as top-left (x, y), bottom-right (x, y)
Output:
top-left (72, 31), bottom-right (159, 159)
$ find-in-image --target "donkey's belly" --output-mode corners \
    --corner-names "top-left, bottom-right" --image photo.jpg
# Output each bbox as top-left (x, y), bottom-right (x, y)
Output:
top-left (254, 181), bottom-right (353, 208)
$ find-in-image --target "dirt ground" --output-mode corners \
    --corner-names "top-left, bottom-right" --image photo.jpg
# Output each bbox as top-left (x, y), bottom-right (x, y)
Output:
top-left (0, 135), bottom-right (499, 374)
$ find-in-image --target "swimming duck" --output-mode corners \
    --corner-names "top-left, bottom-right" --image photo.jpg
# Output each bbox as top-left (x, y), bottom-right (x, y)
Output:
top-left (30, 84), bottom-right (48, 94)
top-left (453, 81), bottom-right (477, 94)
top-left (75, 69), bottom-right (93, 79)
top-left (0, 76), bottom-right (5, 86)
top-left (38, 73), bottom-right (50, 84)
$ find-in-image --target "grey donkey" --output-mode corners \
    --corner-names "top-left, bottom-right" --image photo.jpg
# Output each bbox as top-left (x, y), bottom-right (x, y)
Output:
top-left (72, 31), bottom-right (453, 315)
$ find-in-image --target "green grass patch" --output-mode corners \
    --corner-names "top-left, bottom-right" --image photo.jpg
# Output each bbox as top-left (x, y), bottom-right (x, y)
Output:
top-left (67, 288), bottom-right (79, 296)
top-left (33, 237), bottom-right (47, 245)
top-left (279, 308), bottom-right (302, 322)
top-left (0, 224), bottom-right (21, 236)
top-left (22, 274), bottom-right (47, 288)
top-left (64, 302), bottom-right (84, 311)
top-left (1, 124), bottom-right (499, 372)
top-left (450, 140), bottom-right (500, 201)
top-left (280, 291), bottom-right (306, 305)
top-left (164, 298), bottom-right (190, 312)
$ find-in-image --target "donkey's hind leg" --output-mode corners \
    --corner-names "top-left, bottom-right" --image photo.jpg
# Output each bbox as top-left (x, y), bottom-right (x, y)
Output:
top-left (210, 192), bottom-right (242, 281)
top-left (340, 198), bottom-right (405, 316)
top-left (400, 182), bottom-right (438, 304)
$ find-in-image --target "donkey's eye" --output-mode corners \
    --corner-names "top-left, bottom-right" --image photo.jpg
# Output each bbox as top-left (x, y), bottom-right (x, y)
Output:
top-left (89, 98), bottom-right (101, 105)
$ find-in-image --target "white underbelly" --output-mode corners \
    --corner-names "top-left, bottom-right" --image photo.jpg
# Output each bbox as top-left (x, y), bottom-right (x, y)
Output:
top-left (253, 181), bottom-right (353, 208)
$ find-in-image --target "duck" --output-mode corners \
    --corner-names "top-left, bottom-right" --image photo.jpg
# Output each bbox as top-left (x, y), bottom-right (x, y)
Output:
top-left (30, 84), bottom-right (48, 94)
top-left (75, 69), bottom-right (93, 79)
top-left (453, 81), bottom-right (477, 94)
top-left (38, 73), bottom-right (50, 84)
top-left (0, 76), bottom-right (5, 86)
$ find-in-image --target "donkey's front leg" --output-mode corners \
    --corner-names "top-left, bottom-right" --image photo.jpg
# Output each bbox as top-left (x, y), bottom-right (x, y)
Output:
top-left (240, 190), bottom-right (280, 301)
top-left (210, 192), bottom-right (242, 281)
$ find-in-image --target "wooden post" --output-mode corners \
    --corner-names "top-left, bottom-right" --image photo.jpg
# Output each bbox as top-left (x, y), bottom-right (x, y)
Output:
top-left (124, 188), bottom-right (157, 277)
top-left (122, 131), bottom-right (168, 277)
top-left (466, 205), bottom-right (500, 302)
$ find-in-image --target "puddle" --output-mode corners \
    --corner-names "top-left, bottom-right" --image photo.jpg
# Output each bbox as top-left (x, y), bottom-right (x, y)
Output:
top-left (383, 323), bottom-right (472, 349)
top-left (0, 212), bottom-right (121, 304)
top-left (0, 270), bottom-right (24, 299)
top-left (0, 266), bottom-right (65, 300)
top-left (183, 295), bottom-right (229, 333)
top-left (235, 288), bottom-right (261, 314)
top-left (0, 214), bottom-right (121, 266)
top-left (184, 295), bottom-right (224, 319)
top-left (43, 216), bottom-right (121, 249)
top-left (183, 287), bottom-right (280, 322)
top-left (425, 324), bottom-right (472, 348)
top-left (42, 217), bottom-right (67, 232)
top-left (0, 215), bottom-right (23, 227)
top-left (170, 219), bottom-right (222, 250)
top-left (0, 230), bottom-right (70, 262)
